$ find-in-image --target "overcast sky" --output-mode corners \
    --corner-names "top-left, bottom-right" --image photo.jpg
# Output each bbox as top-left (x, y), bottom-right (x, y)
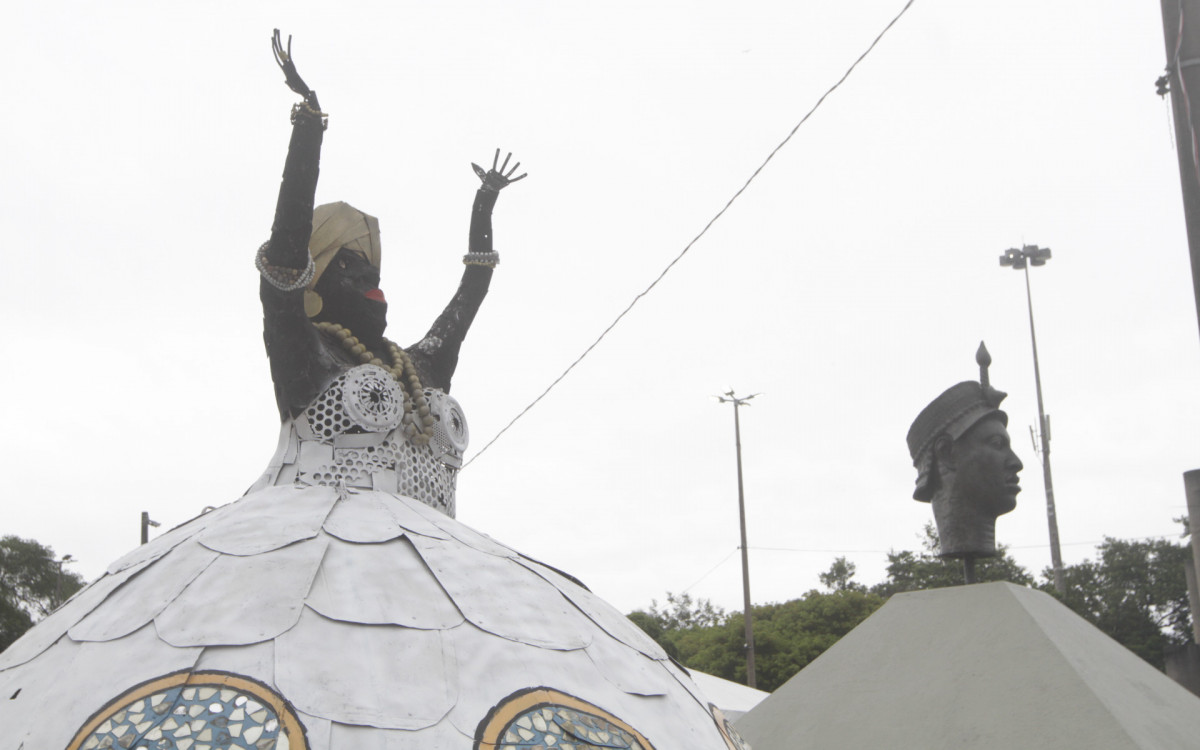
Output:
top-left (4, 1), bottom-right (1199, 616)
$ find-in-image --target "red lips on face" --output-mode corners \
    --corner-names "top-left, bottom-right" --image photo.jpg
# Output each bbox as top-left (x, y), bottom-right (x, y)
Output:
top-left (365, 289), bottom-right (386, 303)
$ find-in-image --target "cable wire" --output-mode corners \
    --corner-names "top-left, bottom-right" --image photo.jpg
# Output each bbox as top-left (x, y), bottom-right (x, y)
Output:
top-left (464, 0), bottom-right (918, 468)
top-left (681, 547), bottom-right (740, 594)
top-left (745, 532), bottom-right (1184, 555)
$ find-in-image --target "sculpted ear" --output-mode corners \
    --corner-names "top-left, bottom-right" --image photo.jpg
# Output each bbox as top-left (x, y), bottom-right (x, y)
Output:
top-left (933, 434), bottom-right (955, 471)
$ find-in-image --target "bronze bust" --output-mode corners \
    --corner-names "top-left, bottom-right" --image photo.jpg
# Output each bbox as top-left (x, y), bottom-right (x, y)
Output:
top-left (907, 343), bottom-right (1023, 574)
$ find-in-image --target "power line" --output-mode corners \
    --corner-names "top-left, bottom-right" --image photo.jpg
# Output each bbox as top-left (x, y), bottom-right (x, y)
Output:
top-left (669, 533), bottom-right (1185, 602)
top-left (751, 546), bottom-right (893, 554)
top-left (463, 0), bottom-right (919, 468)
top-left (1005, 533), bottom-right (1185, 550)
top-left (681, 547), bottom-right (740, 594)
top-left (746, 532), bottom-right (1185, 556)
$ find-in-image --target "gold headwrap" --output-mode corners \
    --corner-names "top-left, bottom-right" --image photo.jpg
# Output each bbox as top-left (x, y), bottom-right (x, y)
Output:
top-left (305, 202), bottom-right (382, 317)
top-left (309, 201), bottom-right (382, 282)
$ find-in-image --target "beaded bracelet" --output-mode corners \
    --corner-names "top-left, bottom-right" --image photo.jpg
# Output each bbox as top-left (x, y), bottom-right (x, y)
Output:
top-left (290, 100), bottom-right (328, 130)
top-left (256, 242), bottom-right (316, 292)
top-left (462, 251), bottom-right (500, 268)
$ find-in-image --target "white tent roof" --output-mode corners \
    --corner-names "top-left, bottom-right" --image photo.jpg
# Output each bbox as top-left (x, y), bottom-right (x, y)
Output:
top-left (689, 670), bottom-right (769, 720)
top-left (735, 582), bottom-right (1200, 750)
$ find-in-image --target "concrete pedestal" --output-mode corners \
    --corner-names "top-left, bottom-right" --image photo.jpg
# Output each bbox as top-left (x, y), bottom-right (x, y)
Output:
top-left (735, 582), bottom-right (1200, 750)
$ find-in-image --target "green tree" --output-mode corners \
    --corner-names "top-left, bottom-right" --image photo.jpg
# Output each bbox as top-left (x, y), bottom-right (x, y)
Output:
top-left (871, 522), bottom-right (1033, 598)
top-left (818, 556), bottom-right (865, 592)
top-left (629, 566), bottom-right (885, 692)
top-left (646, 592), bottom-right (726, 630)
top-left (0, 535), bottom-right (85, 652)
top-left (627, 527), bottom-right (1195, 693)
top-left (1041, 536), bottom-right (1192, 670)
top-left (659, 589), bottom-right (885, 692)
top-left (627, 592), bottom-right (725, 662)
top-left (625, 610), bottom-right (681, 660)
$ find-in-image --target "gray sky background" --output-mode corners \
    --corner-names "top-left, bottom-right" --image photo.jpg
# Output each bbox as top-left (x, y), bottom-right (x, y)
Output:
top-left (4, 1), bottom-right (1198, 615)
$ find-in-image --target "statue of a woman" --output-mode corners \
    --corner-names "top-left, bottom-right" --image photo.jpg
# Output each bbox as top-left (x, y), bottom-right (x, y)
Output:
top-left (250, 31), bottom-right (525, 515)
top-left (0, 33), bottom-right (750, 750)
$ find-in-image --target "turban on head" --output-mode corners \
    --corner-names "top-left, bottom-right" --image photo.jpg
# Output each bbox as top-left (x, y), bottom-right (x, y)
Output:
top-left (308, 201), bottom-right (381, 291)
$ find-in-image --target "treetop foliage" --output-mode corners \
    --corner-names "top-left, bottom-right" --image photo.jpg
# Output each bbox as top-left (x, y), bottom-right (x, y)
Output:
top-left (629, 587), bottom-right (885, 692)
top-left (629, 523), bottom-right (1193, 691)
top-left (1, 535), bottom-right (86, 652)
top-left (818, 556), bottom-right (864, 593)
top-left (870, 522), bottom-right (1034, 599)
top-left (646, 592), bottom-right (726, 631)
top-left (1041, 535), bottom-right (1192, 670)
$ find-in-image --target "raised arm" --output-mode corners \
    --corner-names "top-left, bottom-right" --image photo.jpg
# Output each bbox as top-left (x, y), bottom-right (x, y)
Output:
top-left (409, 150), bottom-right (526, 392)
top-left (258, 30), bottom-right (339, 418)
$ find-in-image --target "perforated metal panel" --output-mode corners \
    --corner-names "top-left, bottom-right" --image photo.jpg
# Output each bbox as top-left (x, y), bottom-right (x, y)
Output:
top-left (299, 366), bottom-right (462, 516)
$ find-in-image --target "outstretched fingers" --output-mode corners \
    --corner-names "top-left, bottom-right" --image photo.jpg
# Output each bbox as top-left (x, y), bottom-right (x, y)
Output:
top-left (496, 151), bottom-right (526, 182)
top-left (272, 29), bottom-right (291, 66)
top-left (271, 29), bottom-right (316, 103)
top-left (474, 149), bottom-right (528, 189)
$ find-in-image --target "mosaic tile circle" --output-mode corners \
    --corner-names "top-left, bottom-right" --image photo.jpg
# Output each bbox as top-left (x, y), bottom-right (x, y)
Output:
top-left (68, 671), bottom-right (307, 750)
top-left (709, 703), bottom-right (752, 750)
top-left (476, 687), bottom-right (655, 750)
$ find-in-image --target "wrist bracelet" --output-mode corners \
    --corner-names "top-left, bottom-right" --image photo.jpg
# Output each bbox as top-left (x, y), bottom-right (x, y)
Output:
top-left (290, 101), bottom-right (328, 130)
top-left (463, 251), bottom-right (500, 268)
top-left (256, 242), bottom-right (316, 291)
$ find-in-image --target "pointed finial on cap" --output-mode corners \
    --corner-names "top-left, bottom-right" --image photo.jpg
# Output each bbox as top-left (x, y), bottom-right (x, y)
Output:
top-left (976, 341), bottom-right (991, 389)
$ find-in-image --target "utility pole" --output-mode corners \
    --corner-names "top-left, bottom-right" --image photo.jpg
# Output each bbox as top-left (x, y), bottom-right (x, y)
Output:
top-left (140, 511), bottom-right (160, 545)
top-left (1183, 471), bottom-right (1200, 644)
top-left (1158, 3), bottom-right (1200, 693)
top-left (1000, 245), bottom-right (1065, 595)
top-left (1160, 0), bottom-right (1200, 342)
top-left (716, 390), bottom-right (758, 688)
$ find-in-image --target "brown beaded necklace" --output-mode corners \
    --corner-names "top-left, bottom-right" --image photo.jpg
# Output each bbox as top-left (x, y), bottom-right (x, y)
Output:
top-left (314, 321), bottom-right (436, 445)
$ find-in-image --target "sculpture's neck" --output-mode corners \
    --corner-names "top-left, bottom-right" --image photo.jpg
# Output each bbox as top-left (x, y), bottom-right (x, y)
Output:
top-left (930, 489), bottom-right (998, 559)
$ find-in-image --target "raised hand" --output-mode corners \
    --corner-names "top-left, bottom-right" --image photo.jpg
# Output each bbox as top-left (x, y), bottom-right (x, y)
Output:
top-left (471, 149), bottom-right (528, 192)
top-left (272, 29), bottom-right (320, 109)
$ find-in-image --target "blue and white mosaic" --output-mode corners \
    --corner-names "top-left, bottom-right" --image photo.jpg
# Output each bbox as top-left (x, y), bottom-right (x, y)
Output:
top-left (77, 684), bottom-right (287, 750)
top-left (498, 705), bottom-right (645, 750)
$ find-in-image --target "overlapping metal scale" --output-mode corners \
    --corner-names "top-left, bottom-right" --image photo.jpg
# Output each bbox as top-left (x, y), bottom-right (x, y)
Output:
top-left (0, 624), bottom-right (202, 750)
top-left (322, 488), bottom-right (417, 542)
top-left (408, 533), bottom-right (590, 651)
top-left (305, 535), bottom-right (464, 628)
top-left (0, 557), bottom-right (153, 670)
top-left (197, 483), bottom-right (339, 555)
top-left (0, 485), bottom-right (732, 748)
top-left (68, 539), bottom-right (220, 642)
top-left (155, 535), bottom-right (328, 647)
top-left (515, 555), bottom-right (670, 661)
top-left (277, 606), bottom-right (456, 730)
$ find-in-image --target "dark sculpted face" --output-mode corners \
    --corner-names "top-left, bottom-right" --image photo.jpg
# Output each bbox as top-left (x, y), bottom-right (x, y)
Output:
top-left (315, 248), bottom-right (388, 344)
top-left (951, 417), bottom-right (1023, 516)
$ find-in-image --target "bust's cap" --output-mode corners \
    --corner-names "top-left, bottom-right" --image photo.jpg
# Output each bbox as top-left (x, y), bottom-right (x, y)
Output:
top-left (907, 381), bottom-right (1007, 501)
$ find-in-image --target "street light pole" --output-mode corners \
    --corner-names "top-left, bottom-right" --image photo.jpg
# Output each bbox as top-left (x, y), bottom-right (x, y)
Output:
top-left (1000, 245), bottom-right (1065, 594)
top-left (141, 511), bottom-right (160, 545)
top-left (716, 390), bottom-right (759, 688)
